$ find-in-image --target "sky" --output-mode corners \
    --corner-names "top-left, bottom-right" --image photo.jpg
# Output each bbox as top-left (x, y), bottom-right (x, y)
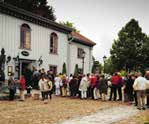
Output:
top-left (49, 0), bottom-right (149, 63)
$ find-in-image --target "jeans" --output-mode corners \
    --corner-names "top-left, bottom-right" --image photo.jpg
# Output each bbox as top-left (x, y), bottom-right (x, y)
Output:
top-left (117, 86), bottom-right (122, 100)
top-left (109, 84), bottom-right (117, 100)
top-left (42, 91), bottom-right (49, 100)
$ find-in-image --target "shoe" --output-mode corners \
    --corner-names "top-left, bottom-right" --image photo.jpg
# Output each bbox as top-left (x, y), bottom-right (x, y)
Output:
top-left (137, 108), bottom-right (141, 110)
top-left (142, 107), bottom-right (146, 110)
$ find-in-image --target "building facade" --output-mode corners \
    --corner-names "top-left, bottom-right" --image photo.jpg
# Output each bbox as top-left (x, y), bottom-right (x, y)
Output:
top-left (0, 3), bottom-right (96, 79)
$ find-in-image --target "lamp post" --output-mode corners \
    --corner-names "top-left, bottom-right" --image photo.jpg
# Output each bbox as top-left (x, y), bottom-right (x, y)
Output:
top-left (82, 50), bottom-right (86, 74)
top-left (103, 55), bottom-right (107, 73)
top-left (38, 56), bottom-right (43, 67)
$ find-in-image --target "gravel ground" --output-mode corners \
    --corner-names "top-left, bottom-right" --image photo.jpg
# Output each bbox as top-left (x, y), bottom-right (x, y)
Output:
top-left (59, 106), bottom-right (139, 124)
top-left (0, 96), bottom-right (148, 124)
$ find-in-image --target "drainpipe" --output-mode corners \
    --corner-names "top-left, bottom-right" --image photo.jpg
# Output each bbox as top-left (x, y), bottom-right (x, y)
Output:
top-left (67, 34), bottom-right (74, 78)
top-left (89, 47), bottom-right (93, 73)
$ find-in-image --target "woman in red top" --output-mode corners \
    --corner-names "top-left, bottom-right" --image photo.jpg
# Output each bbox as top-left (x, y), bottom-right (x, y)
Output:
top-left (19, 75), bottom-right (26, 101)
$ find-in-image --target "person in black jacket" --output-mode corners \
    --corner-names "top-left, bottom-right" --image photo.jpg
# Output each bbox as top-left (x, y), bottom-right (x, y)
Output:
top-left (69, 75), bottom-right (78, 97)
top-left (99, 75), bottom-right (108, 101)
top-left (124, 74), bottom-right (135, 103)
top-left (8, 73), bottom-right (16, 100)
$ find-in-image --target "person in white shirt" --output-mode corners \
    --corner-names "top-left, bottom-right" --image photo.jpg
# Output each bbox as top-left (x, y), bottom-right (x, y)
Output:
top-left (54, 75), bottom-right (61, 96)
top-left (133, 72), bottom-right (149, 110)
top-left (79, 73), bottom-right (90, 99)
top-left (38, 74), bottom-right (49, 103)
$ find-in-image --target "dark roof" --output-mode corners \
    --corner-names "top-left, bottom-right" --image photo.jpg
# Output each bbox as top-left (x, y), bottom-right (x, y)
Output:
top-left (0, 3), bottom-right (73, 34)
top-left (71, 32), bottom-right (96, 47)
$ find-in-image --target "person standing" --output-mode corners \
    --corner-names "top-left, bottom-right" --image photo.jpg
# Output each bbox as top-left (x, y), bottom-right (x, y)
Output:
top-left (69, 75), bottom-right (78, 97)
top-left (145, 71), bottom-right (149, 108)
top-left (79, 73), bottom-right (90, 99)
top-left (47, 77), bottom-right (53, 100)
top-left (117, 73), bottom-right (123, 101)
top-left (124, 74), bottom-right (135, 103)
top-left (109, 73), bottom-right (119, 101)
top-left (38, 74), bottom-right (49, 103)
top-left (133, 72), bottom-right (149, 110)
top-left (90, 74), bottom-right (97, 99)
top-left (54, 75), bottom-right (61, 96)
top-left (8, 73), bottom-right (16, 101)
top-left (99, 75), bottom-right (108, 101)
top-left (61, 75), bottom-right (67, 97)
top-left (94, 75), bottom-right (100, 100)
top-left (19, 75), bottom-right (26, 101)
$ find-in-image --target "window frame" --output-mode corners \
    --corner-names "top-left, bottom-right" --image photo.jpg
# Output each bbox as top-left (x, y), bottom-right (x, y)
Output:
top-left (49, 32), bottom-right (58, 54)
top-left (20, 24), bottom-right (31, 50)
top-left (77, 48), bottom-right (84, 59)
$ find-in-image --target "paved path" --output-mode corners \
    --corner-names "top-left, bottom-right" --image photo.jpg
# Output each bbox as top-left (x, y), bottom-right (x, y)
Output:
top-left (58, 106), bottom-right (139, 124)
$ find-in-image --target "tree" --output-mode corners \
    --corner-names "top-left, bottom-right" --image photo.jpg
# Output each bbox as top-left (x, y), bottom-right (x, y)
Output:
top-left (74, 64), bottom-right (79, 76)
top-left (62, 62), bottom-right (67, 74)
top-left (5, 0), bottom-right (56, 21)
top-left (59, 21), bottom-right (80, 32)
top-left (104, 57), bottom-right (117, 74)
top-left (110, 19), bottom-right (147, 72)
top-left (141, 36), bottom-right (149, 72)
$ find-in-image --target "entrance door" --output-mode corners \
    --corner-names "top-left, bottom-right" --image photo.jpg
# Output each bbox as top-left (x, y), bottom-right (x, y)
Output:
top-left (21, 62), bottom-right (31, 75)
top-left (19, 60), bottom-right (33, 86)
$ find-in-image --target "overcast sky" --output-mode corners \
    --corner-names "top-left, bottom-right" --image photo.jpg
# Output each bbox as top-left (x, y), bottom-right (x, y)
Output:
top-left (49, 0), bottom-right (149, 63)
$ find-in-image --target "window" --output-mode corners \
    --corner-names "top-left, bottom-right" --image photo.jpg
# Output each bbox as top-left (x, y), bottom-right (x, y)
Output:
top-left (20, 24), bottom-right (31, 49)
top-left (49, 65), bottom-right (57, 75)
top-left (50, 32), bottom-right (58, 54)
top-left (77, 48), bottom-right (84, 58)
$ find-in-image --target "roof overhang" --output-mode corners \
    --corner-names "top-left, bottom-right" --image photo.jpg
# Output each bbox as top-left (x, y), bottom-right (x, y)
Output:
top-left (73, 37), bottom-right (96, 47)
top-left (0, 3), bottom-right (73, 34)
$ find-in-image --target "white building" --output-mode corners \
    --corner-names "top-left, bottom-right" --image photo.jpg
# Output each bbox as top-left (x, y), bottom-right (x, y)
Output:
top-left (0, 3), bottom-right (96, 79)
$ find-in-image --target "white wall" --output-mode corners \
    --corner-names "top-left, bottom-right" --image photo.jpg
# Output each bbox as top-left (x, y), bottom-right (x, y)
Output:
top-left (0, 13), bottom-right (94, 79)
top-left (0, 13), bottom-right (68, 79)
top-left (69, 42), bottom-right (93, 74)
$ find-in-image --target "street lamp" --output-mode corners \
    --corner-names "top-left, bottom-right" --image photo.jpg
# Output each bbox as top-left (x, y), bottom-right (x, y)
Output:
top-left (38, 56), bottom-right (43, 67)
top-left (82, 50), bottom-right (86, 74)
top-left (103, 55), bottom-right (107, 73)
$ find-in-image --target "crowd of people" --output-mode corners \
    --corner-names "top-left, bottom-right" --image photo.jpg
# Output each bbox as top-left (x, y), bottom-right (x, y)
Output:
top-left (7, 67), bottom-right (149, 110)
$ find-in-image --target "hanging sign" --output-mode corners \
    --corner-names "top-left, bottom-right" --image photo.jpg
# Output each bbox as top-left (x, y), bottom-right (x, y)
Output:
top-left (21, 51), bottom-right (29, 56)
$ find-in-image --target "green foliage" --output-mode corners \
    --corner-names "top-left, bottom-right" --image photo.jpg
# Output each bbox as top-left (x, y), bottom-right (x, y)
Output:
top-left (74, 64), bottom-right (79, 75)
top-left (110, 18), bottom-right (148, 72)
top-left (5, 0), bottom-right (56, 21)
top-left (62, 62), bottom-right (67, 74)
top-left (120, 70), bottom-right (127, 77)
top-left (104, 57), bottom-right (117, 74)
top-left (59, 21), bottom-right (80, 32)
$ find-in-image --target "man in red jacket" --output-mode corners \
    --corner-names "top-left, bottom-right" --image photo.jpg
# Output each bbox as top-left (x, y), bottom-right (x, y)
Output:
top-left (109, 73), bottom-right (119, 101)
top-left (117, 73), bottom-right (124, 101)
top-left (89, 74), bottom-right (97, 99)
